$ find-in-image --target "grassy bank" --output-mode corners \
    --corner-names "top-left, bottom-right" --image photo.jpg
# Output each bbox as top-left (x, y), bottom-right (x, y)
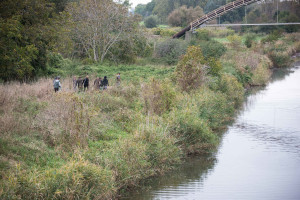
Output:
top-left (1, 31), bottom-right (299, 199)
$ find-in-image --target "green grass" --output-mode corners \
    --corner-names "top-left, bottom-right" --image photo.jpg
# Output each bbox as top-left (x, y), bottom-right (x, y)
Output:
top-left (213, 37), bottom-right (229, 44)
top-left (158, 24), bottom-right (170, 28)
top-left (51, 63), bottom-right (175, 83)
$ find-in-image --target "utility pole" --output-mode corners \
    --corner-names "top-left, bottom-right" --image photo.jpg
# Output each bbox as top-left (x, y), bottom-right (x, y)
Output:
top-left (245, 5), bottom-right (247, 24)
top-left (277, 0), bottom-right (279, 23)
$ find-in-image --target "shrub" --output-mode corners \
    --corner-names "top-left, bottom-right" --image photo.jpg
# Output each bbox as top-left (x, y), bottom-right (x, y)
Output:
top-left (93, 139), bottom-right (152, 187)
top-left (294, 41), bottom-right (300, 53)
top-left (169, 104), bottom-right (217, 153)
top-left (235, 66), bottom-right (253, 86)
top-left (195, 89), bottom-right (235, 130)
top-left (109, 39), bottom-right (137, 64)
top-left (251, 59), bottom-right (271, 86)
top-left (175, 46), bottom-right (206, 92)
top-left (196, 29), bottom-right (210, 41)
top-left (155, 39), bottom-right (188, 65)
top-left (217, 74), bottom-right (244, 108)
top-left (268, 51), bottom-right (291, 68)
top-left (261, 30), bottom-right (282, 44)
top-left (206, 58), bottom-right (222, 77)
top-left (204, 27), bottom-right (235, 38)
top-left (144, 15), bottom-right (158, 28)
top-left (135, 118), bottom-right (182, 170)
top-left (244, 34), bottom-right (256, 48)
top-left (1, 159), bottom-right (114, 199)
top-left (142, 78), bottom-right (176, 115)
top-left (159, 28), bottom-right (177, 37)
top-left (227, 34), bottom-right (242, 48)
top-left (198, 40), bottom-right (227, 59)
top-left (152, 27), bottom-right (162, 35)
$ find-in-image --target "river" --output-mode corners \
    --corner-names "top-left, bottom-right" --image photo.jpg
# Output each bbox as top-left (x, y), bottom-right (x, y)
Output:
top-left (123, 61), bottom-right (300, 200)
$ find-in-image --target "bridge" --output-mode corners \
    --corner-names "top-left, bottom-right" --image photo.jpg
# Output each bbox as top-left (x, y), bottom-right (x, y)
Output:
top-left (172, 0), bottom-right (300, 38)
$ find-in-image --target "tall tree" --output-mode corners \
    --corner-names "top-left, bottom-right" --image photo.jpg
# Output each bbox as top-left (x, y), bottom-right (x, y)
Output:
top-left (153, 0), bottom-right (208, 23)
top-left (168, 6), bottom-right (204, 27)
top-left (0, 0), bottom-right (64, 81)
top-left (68, 0), bottom-right (138, 62)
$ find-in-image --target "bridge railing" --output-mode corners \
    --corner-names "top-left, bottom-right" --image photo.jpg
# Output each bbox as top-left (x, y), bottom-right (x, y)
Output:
top-left (173, 0), bottom-right (261, 38)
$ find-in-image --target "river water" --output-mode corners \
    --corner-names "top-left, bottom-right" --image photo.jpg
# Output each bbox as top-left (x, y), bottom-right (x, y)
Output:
top-left (123, 62), bottom-right (300, 200)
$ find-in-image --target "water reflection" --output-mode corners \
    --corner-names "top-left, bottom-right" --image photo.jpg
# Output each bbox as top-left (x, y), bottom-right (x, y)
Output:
top-left (123, 156), bottom-right (217, 200)
top-left (123, 65), bottom-right (300, 200)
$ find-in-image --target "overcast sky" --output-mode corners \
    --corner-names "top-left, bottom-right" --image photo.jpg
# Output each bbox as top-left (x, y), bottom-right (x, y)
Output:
top-left (129, 0), bottom-right (152, 9)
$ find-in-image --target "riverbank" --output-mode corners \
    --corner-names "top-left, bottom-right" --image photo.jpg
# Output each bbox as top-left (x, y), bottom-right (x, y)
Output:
top-left (124, 62), bottom-right (300, 200)
top-left (0, 32), bottom-right (299, 199)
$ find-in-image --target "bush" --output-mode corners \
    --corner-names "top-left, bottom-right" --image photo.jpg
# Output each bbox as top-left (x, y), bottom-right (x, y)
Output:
top-left (169, 105), bottom-right (217, 153)
top-left (160, 28), bottom-right (177, 37)
top-left (251, 59), bottom-right (271, 86)
top-left (196, 29), bottom-right (210, 41)
top-left (135, 118), bottom-right (182, 169)
top-left (294, 41), bottom-right (300, 53)
top-left (175, 46), bottom-right (206, 92)
top-left (198, 40), bottom-right (227, 59)
top-left (142, 78), bottom-right (176, 115)
top-left (152, 27), bottom-right (162, 35)
top-left (235, 66), bottom-right (253, 86)
top-left (227, 34), bottom-right (242, 48)
top-left (217, 74), bottom-right (244, 108)
top-left (268, 51), bottom-right (291, 68)
top-left (155, 39), bottom-right (188, 65)
top-left (93, 139), bottom-right (152, 187)
top-left (1, 159), bottom-right (114, 199)
top-left (261, 30), bottom-right (282, 44)
top-left (109, 39), bottom-right (137, 64)
top-left (195, 89), bottom-right (235, 130)
top-left (144, 15), bottom-right (158, 28)
top-left (206, 58), bottom-right (222, 77)
top-left (204, 27), bottom-right (235, 38)
top-left (244, 34), bottom-right (256, 48)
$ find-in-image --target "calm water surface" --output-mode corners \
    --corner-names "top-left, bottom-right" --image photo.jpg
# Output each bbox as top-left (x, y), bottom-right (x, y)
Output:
top-left (124, 63), bottom-right (300, 200)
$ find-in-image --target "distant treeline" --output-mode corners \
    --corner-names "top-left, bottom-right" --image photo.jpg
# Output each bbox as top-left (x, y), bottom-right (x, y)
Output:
top-left (136, 0), bottom-right (300, 29)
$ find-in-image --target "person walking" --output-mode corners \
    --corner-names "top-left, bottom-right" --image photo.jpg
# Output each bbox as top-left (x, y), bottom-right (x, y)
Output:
top-left (73, 76), bottom-right (77, 92)
top-left (94, 77), bottom-right (101, 90)
top-left (116, 73), bottom-right (121, 87)
top-left (53, 76), bottom-right (61, 93)
top-left (102, 76), bottom-right (109, 90)
top-left (83, 75), bottom-right (89, 91)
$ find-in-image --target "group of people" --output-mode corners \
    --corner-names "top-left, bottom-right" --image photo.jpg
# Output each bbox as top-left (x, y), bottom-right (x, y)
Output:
top-left (53, 73), bottom-right (121, 92)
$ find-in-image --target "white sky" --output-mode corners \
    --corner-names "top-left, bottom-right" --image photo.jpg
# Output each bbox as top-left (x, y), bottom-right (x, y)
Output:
top-left (129, 0), bottom-right (152, 9)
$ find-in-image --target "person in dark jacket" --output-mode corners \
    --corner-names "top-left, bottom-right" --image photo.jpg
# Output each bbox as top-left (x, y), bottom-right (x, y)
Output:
top-left (102, 76), bottom-right (109, 90)
top-left (83, 75), bottom-right (89, 91)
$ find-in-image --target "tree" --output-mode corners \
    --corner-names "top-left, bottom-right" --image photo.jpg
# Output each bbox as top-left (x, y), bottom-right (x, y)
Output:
top-left (153, 0), bottom-right (208, 23)
top-left (0, 0), bottom-right (64, 81)
top-left (68, 0), bottom-right (138, 62)
top-left (134, 0), bottom-right (156, 18)
top-left (135, 4), bottom-right (147, 17)
top-left (168, 6), bottom-right (204, 27)
top-left (144, 15), bottom-right (158, 28)
top-left (175, 46), bottom-right (206, 92)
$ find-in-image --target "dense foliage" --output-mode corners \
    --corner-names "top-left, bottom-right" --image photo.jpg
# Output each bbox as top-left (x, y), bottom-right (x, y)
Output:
top-left (167, 6), bottom-right (204, 27)
top-left (0, 0), bottom-right (66, 81)
top-left (144, 15), bottom-right (158, 28)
